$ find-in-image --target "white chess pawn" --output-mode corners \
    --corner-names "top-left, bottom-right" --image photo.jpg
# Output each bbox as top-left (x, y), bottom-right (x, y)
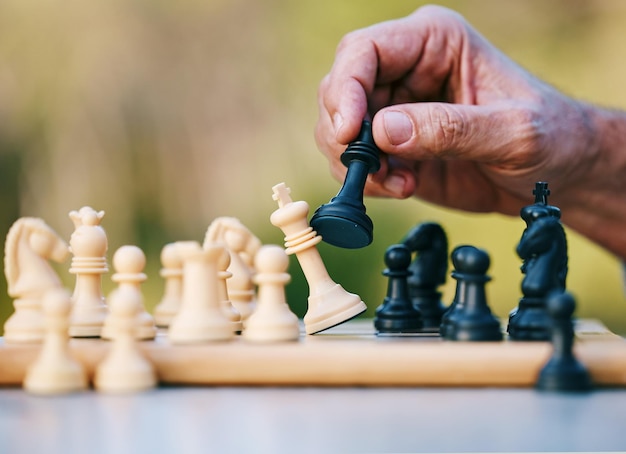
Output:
top-left (168, 242), bottom-right (234, 344)
top-left (94, 287), bottom-right (157, 393)
top-left (216, 246), bottom-right (243, 333)
top-left (102, 245), bottom-right (156, 340)
top-left (23, 288), bottom-right (88, 394)
top-left (68, 207), bottom-right (109, 337)
top-left (221, 222), bottom-right (256, 321)
top-left (270, 183), bottom-right (367, 334)
top-left (243, 245), bottom-right (299, 342)
top-left (154, 243), bottom-right (183, 327)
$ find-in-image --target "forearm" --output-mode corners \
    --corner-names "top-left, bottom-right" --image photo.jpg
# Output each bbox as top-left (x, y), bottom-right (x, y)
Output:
top-left (559, 103), bottom-right (626, 259)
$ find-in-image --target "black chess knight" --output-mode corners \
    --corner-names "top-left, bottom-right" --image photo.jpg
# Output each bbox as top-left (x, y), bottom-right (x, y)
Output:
top-left (508, 182), bottom-right (568, 341)
top-left (401, 222), bottom-right (448, 331)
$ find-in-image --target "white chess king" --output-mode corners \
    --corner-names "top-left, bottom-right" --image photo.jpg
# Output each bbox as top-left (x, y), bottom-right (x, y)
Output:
top-left (270, 183), bottom-right (367, 334)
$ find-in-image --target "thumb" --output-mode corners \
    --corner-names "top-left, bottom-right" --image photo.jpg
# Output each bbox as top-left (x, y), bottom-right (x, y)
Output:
top-left (372, 103), bottom-right (528, 163)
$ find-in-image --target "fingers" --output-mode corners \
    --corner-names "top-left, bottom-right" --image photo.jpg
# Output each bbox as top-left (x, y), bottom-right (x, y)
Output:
top-left (371, 102), bottom-right (544, 168)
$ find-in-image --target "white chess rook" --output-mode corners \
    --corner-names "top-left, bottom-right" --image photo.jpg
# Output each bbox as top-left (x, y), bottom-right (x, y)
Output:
top-left (243, 245), bottom-right (300, 342)
top-left (270, 183), bottom-right (367, 334)
top-left (168, 242), bottom-right (235, 343)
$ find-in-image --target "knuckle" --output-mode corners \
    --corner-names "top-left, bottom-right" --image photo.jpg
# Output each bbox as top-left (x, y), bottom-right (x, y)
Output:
top-left (423, 105), bottom-right (467, 153)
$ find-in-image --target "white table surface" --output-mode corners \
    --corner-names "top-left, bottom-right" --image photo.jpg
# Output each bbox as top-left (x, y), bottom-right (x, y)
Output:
top-left (2, 386), bottom-right (625, 454)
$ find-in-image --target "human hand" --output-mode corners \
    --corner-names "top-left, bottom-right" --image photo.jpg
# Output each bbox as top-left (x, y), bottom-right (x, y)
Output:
top-left (315, 5), bottom-right (597, 218)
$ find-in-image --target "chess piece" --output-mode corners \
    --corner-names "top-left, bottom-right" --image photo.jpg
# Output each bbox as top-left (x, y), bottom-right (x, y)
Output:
top-left (443, 245), bottom-right (502, 342)
top-left (402, 222), bottom-right (448, 331)
top-left (23, 288), bottom-right (88, 394)
top-left (536, 291), bottom-right (592, 392)
top-left (3, 217), bottom-right (69, 343)
top-left (216, 245), bottom-right (243, 333)
top-left (168, 242), bottom-right (235, 343)
top-left (94, 287), bottom-right (157, 393)
top-left (508, 213), bottom-right (568, 341)
top-left (154, 243), bottom-right (184, 328)
top-left (374, 244), bottom-right (423, 334)
top-left (102, 245), bottom-right (156, 340)
top-left (204, 217), bottom-right (259, 321)
top-left (243, 245), bottom-right (300, 342)
top-left (310, 120), bottom-right (381, 249)
top-left (271, 183), bottom-right (367, 334)
top-left (68, 206), bottom-right (109, 337)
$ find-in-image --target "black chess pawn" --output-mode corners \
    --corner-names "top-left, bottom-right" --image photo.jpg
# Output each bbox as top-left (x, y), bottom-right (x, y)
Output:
top-left (443, 245), bottom-right (502, 342)
top-left (536, 291), bottom-right (592, 392)
top-left (310, 120), bottom-right (381, 249)
top-left (402, 222), bottom-right (448, 332)
top-left (374, 244), bottom-right (423, 334)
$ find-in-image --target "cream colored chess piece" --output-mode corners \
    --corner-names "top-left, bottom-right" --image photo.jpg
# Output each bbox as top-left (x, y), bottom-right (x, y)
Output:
top-left (216, 246), bottom-right (243, 333)
top-left (23, 288), bottom-right (88, 394)
top-left (204, 217), bottom-right (260, 321)
top-left (3, 217), bottom-right (69, 343)
top-left (270, 183), bottom-right (367, 334)
top-left (154, 243), bottom-right (183, 327)
top-left (68, 207), bottom-right (109, 337)
top-left (94, 287), bottom-right (156, 393)
top-left (168, 242), bottom-right (234, 343)
top-left (102, 245), bottom-right (156, 340)
top-left (243, 245), bottom-right (299, 342)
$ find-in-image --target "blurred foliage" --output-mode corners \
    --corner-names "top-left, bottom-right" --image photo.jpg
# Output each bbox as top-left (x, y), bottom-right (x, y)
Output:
top-left (1, 0), bottom-right (626, 333)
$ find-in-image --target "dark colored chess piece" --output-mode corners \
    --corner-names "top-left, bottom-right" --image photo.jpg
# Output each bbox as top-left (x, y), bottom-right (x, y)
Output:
top-left (310, 120), bottom-right (381, 249)
top-left (442, 245), bottom-right (502, 341)
top-left (402, 222), bottom-right (448, 331)
top-left (508, 210), bottom-right (568, 341)
top-left (374, 244), bottom-right (423, 334)
top-left (536, 291), bottom-right (592, 392)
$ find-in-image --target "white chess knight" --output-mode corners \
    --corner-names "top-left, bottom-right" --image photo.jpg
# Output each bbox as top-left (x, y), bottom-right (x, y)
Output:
top-left (23, 288), bottom-right (88, 394)
top-left (3, 217), bottom-right (69, 343)
top-left (270, 183), bottom-right (367, 334)
top-left (204, 217), bottom-right (260, 322)
top-left (243, 245), bottom-right (300, 342)
top-left (68, 206), bottom-right (109, 337)
top-left (168, 241), bottom-right (235, 344)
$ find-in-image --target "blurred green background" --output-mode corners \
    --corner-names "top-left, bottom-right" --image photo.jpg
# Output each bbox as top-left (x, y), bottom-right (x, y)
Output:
top-left (1, 0), bottom-right (626, 334)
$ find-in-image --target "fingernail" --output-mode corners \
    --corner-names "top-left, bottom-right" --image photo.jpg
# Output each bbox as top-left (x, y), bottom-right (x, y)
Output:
top-left (383, 174), bottom-right (407, 195)
top-left (383, 111), bottom-right (413, 145)
top-left (333, 112), bottom-right (344, 138)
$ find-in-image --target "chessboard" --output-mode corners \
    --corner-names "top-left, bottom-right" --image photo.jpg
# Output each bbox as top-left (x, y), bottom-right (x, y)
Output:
top-left (1, 319), bottom-right (625, 388)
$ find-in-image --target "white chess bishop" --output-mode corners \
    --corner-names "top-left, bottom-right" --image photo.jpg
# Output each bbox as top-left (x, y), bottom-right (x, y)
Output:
top-left (270, 183), bottom-right (367, 334)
